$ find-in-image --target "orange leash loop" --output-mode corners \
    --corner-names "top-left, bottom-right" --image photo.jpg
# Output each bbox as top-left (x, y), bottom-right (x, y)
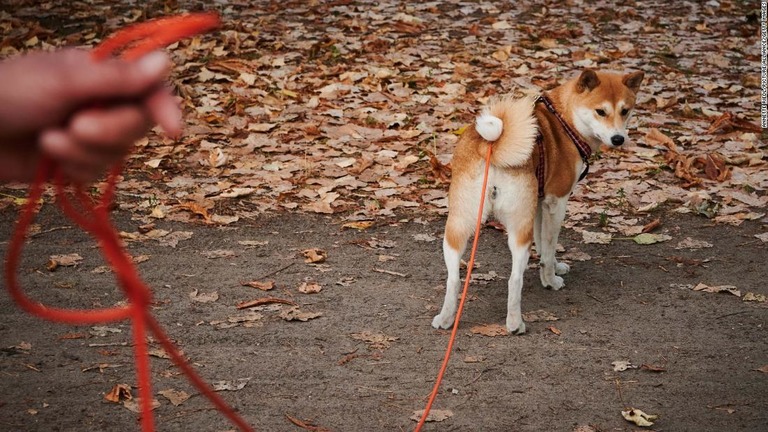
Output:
top-left (414, 143), bottom-right (493, 431)
top-left (5, 13), bottom-right (253, 432)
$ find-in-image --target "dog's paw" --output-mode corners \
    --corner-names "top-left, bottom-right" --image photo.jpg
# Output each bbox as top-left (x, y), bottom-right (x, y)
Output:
top-left (542, 275), bottom-right (565, 290)
top-left (432, 313), bottom-right (455, 330)
top-left (506, 319), bottom-right (526, 335)
top-left (555, 262), bottom-right (570, 276)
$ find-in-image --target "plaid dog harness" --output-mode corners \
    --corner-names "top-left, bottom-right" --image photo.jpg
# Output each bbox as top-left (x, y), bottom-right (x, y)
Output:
top-left (535, 94), bottom-right (592, 198)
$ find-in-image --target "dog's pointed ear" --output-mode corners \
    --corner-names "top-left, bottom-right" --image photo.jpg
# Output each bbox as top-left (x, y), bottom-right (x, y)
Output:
top-left (623, 71), bottom-right (644, 93)
top-left (576, 69), bottom-right (600, 93)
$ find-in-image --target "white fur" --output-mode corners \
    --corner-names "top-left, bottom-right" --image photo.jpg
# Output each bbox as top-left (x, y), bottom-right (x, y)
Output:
top-left (534, 195), bottom-right (571, 290)
top-left (434, 72), bottom-right (643, 336)
top-left (433, 167), bottom-right (535, 334)
top-left (475, 111), bottom-right (503, 141)
top-left (573, 106), bottom-right (630, 148)
top-left (483, 95), bottom-right (539, 168)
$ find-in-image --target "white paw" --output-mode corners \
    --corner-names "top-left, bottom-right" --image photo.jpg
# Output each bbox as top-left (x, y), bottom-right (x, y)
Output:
top-left (541, 274), bottom-right (565, 290)
top-left (555, 262), bottom-right (570, 276)
top-left (506, 318), bottom-right (526, 335)
top-left (432, 313), bottom-right (455, 330)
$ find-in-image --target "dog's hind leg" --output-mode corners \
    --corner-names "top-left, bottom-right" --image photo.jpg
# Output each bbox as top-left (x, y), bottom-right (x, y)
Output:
top-left (505, 223), bottom-right (533, 334)
top-left (537, 195), bottom-right (569, 289)
top-left (432, 216), bottom-right (473, 330)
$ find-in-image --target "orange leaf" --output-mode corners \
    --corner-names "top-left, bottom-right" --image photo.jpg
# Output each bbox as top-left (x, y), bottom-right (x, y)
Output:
top-left (641, 218), bottom-right (662, 233)
top-left (177, 202), bottom-right (212, 223)
top-left (547, 325), bottom-right (562, 335)
top-left (104, 384), bottom-right (132, 403)
top-left (302, 248), bottom-right (327, 263)
top-left (469, 323), bottom-right (508, 337)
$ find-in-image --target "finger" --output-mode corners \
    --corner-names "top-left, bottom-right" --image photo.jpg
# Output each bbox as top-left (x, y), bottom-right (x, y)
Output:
top-left (39, 130), bottom-right (117, 184)
top-left (39, 129), bottom-right (109, 169)
top-left (145, 86), bottom-right (182, 138)
top-left (54, 49), bottom-right (171, 105)
top-left (69, 106), bottom-right (150, 154)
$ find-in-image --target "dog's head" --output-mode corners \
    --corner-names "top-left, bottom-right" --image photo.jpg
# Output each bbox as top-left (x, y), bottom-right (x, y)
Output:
top-left (570, 69), bottom-right (644, 148)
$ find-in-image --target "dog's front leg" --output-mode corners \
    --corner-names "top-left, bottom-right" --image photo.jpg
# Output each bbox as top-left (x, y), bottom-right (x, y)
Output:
top-left (537, 195), bottom-right (569, 290)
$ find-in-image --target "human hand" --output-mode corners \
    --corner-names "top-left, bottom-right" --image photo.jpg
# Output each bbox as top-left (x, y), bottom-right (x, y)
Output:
top-left (0, 49), bottom-right (182, 183)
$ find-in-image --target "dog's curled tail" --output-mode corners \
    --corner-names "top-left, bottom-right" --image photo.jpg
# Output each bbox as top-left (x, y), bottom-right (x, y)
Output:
top-left (474, 95), bottom-right (538, 168)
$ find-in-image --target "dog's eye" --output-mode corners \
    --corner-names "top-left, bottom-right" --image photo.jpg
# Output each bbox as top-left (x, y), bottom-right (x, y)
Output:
top-left (595, 109), bottom-right (607, 117)
top-left (620, 108), bottom-right (630, 116)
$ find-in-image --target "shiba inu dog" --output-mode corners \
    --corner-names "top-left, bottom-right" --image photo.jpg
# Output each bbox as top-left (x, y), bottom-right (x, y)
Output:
top-left (432, 69), bottom-right (644, 334)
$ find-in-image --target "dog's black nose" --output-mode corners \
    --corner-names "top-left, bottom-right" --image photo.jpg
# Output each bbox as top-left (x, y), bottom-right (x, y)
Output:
top-left (611, 135), bottom-right (625, 146)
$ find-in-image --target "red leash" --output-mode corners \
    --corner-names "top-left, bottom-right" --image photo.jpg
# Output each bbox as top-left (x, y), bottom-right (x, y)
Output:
top-left (4, 13), bottom-right (253, 432)
top-left (414, 144), bottom-right (494, 431)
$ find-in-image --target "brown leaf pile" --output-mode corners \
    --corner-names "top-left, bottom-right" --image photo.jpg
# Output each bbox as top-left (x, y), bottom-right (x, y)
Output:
top-left (0, 2), bottom-right (763, 232)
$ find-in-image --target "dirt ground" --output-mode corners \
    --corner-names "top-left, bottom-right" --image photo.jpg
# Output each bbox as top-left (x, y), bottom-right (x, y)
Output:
top-left (0, 205), bottom-right (766, 432)
top-left (0, 1), bottom-right (766, 430)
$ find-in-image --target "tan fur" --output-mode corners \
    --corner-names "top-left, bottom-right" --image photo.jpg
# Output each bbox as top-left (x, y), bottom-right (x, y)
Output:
top-left (434, 68), bottom-right (644, 334)
top-left (475, 96), bottom-right (539, 167)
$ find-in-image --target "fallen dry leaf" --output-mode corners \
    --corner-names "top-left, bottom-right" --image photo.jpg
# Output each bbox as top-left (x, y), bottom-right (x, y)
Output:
top-left (210, 311), bottom-right (263, 329)
top-left (743, 292), bottom-right (768, 303)
top-left (123, 398), bottom-right (160, 413)
top-left (612, 360), bottom-right (638, 372)
top-left (211, 378), bottom-right (251, 392)
top-left (522, 310), bottom-right (559, 322)
top-left (176, 202), bottom-right (212, 223)
top-left (189, 289), bottom-right (219, 303)
top-left (581, 231), bottom-right (612, 244)
top-left (410, 409), bottom-right (453, 423)
top-left (46, 253), bottom-right (83, 271)
top-left (692, 283), bottom-right (741, 297)
top-left (285, 414), bottom-right (332, 432)
top-left (546, 325), bottom-right (562, 336)
top-left (470, 324), bottom-right (508, 337)
top-left (132, 254), bottom-right (151, 264)
top-left (279, 307), bottom-right (323, 322)
top-left (561, 249), bottom-right (592, 261)
top-left (58, 333), bottom-right (88, 340)
top-left (641, 218), bottom-right (662, 233)
top-left (632, 233), bottom-right (672, 245)
top-left (412, 233), bottom-right (437, 242)
top-left (302, 248), bottom-right (327, 263)
top-left (158, 389), bottom-right (190, 406)
top-left (621, 408), bottom-right (658, 427)
top-left (148, 347), bottom-right (171, 359)
top-left (104, 384), bottom-right (132, 403)
top-left (640, 363), bottom-right (667, 373)
top-left (241, 280), bottom-right (275, 291)
top-left (15, 341), bottom-right (31, 351)
top-left (706, 111), bottom-right (761, 134)
top-left (201, 249), bottom-right (237, 259)
top-left (350, 331), bottom-right (398, 350)
top-left (90, 326), bottom-right (122, 337)
top-left (752, 365), bottom-right (768, 373)
top-left (236, 297), bottom-right (297, 309)
top-left (675, 237), bottom-right (713, 250)
top-left (238, 240), bottom-right (269, 248)
top-left (342, 221), bottom-right (375, 230)
top-left (298, 282), bottom-right (323, 294)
